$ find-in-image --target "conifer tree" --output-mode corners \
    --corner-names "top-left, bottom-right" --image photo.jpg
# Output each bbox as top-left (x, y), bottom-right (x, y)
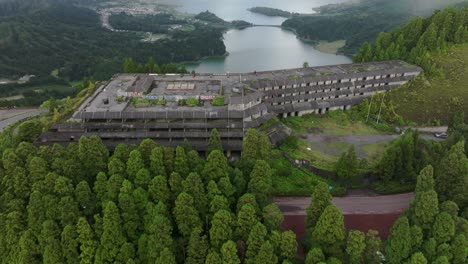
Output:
top-left (410, 166), bottom-right (439, 230)
top-left (150, 147), bottom-right (166, 177)
top-left (432, 212), bottom-right (455, 244)
top-left (17, 229), bottom-right (40, 264)
top-left (305, 248), bottom-right (325, 264)
top-left (203, 150), bottom-right (229, 182)
top-left (168, 172), bottom-right (184, 199)
top-left (156, 248), bottom-right (176, 264)
top-left (175, 146), bottom-right (189, 178)
top-left (409, 252), bottom-right (428, 264)
top-left (75, 181), bottom-right (95, 216)
top-left (186, 227), bottom-right (209, 264)
top-left (236, 204), bottom-right (258, 241)
top-left (173, 192), bottom-right (202, 237)
top-left (96, 201), bottom-right (126, 263)
top-left (108, 157), bottom-right (126, 176)
top-left (221, 240), bottom-right (241, 264)
top-left (209, 195), bottom-right (230, 217)
top-left (134, 168), bottom-right (151, 189)
top-left (163, 147), bottom-right (175, 175)
top-left (255, 241), bottom-right (278, 264)
top-left (451, 234), bottom-right (467, 264)
top-left (385, 216), bottom-right (412, 264)
top-left (208, 128), bottom-right (223, 154)
top-left (262, 203), bottom-right (284, 231)
top-left (77, 217), bottom-right (96, 264)
top-left (149, 176), bottom-right (170, 204)
top-left (205, 250), bottom-right (222, 264)
top-left (241, 129), bottom-right (259, 162)
top-left (280, 231), bottom-right (297, 261)
top-left (346, 230), bottom-right (366, 264)
top-left (126, 150), bottom-right (145, 181)
top-left (210, 209), bottom-right (234, 249)
top-left (311, 205), bottom-right (345, 259)
top-left (118, 180), bottom-right (139, 241)
top-left (138, 139), bottom-right (156, 166)
top-left (61, 224), bottom-right (79, 264)
top-left (248, 160), bottom-right (273, 207)
top-left (183, 172), bottom-right (208, 215)
top-left (306, 182), bottom-right (332, 230)
top-left (245, 222), bottom-right (267, 263)
top-left (78, 136), bottom-right (109, 180)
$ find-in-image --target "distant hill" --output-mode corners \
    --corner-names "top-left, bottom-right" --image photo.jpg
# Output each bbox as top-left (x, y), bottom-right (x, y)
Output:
top-left (283, 0), bottom-right (468, 54)
top-left (0, 0), bottom-right (104, 16)
top-left (354, 6), bottom-right (468, 124)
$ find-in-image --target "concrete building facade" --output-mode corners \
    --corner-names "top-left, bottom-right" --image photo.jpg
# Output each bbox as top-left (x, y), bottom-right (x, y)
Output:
top-left (40, 60), bottom-right (422, 151)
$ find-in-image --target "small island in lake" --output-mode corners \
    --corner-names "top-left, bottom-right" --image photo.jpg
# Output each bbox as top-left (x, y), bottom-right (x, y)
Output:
top-left (248, 7), bottom-right (295, 18)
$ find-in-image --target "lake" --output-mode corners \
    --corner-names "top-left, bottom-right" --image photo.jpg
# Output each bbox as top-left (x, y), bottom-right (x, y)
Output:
top-left (158, 0), bottom-right (352, 73)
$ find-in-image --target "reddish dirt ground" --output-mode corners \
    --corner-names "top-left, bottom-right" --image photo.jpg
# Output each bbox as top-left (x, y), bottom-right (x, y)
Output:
top-left (275, 193), bottom-right (414, 256)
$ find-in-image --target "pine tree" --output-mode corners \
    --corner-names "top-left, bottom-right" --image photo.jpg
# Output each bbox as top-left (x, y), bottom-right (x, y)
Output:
top-left (262, 203), bottom-right (284, 231)
top-left (346, 230), bottom-right (366, 264)
top-left (183, 172), bottom-right (208, 215)
top-left (221, 240), bottom-right (241, 264)
top-left (311, 205), bottom-right (345, 258)
top-left (245, 222), bottom-right (267, 263)
top-left (135, 168), bottom-right (151, 189)
top-left (241, 129), bottom-right (259, 162)
top-left (118, 180), bottom-right (139, 241)
top-left (210, 209), bottom-right (234, 249)
top-left (409, 252), bottom-right (428, 264)
top-left (305, 247), bottom-right (325, 264)
top-left (385, 216), bottom-right (411, 264)
top-left (335, 146), bottom-right (359, 181)
top-left (96, 201), bottom-right (126, 263)
top-left (173, 192), bottom-right (202, 237)
top-left (208, 128), bottom-right (223, 154)
top-left (203, 150), bottom-right (229, 182)
top-left (236, 193), bottom-right (260, 214)
top-left (150, 147), bottom-right (166, 177)
top-left (126, 150), bottom-right (145, 181)
top-left (255, 241), bottom-right (277, 264)
top-left (78, 136), bottom-right (109, 180)
top-left (280, 231), bottom-right (297, 261)
top-left (168, 172), bottom-right (184, 199)
top-left (61, 224), bottom-right (79, 264)
top-left (149, 176), bottom-right (170, 204)
top-left (306, 182), bottom-right (332, 229)
top-left (156, 248), bottom-right (176, 264)
top-left (175, 146), bottom-right (189, 178)
top-left (435, 140), bottom-right (468, 208)
top-left (163, 147), bottom-right (175, 175)
top-left (75, 181), bottom-right (95, 216)
top-left (432, 212), bottom-right (455, 244)
top-left (77, 217), bottom-right (96, 264)
top-left (236, 204), bottom-right (258, 241)
top-left (410, 166), bottom-right (439, 230)
top-left (186, 227), bottom-right (209, 264)
top-left (451, 234), bottom-right (467, 264)
top-left (247, 160), bottom-right (273, 207)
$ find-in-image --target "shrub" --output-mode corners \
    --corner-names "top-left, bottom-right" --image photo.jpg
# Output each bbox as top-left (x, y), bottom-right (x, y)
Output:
top-left (330, 186), bottom-right (347, 197)
top-left (372, 180), bottom-right (415, 194)
top-left (280, 136), bottom-right (299, 149)
top-left (185, 98), bottom-right (199, 107)
top-left (211, 96), bottom-right (225, 106)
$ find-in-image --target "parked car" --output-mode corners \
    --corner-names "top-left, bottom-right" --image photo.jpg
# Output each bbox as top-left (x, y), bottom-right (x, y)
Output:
top-left (434, 132), bottom-right (448, 139)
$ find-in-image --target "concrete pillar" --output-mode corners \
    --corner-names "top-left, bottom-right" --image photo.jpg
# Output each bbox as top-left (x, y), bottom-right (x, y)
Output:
top-left (283, 113), bottom-right (288, 118)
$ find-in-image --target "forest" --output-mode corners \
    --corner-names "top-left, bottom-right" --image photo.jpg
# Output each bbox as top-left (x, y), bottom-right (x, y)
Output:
top-left (108, 13), bottom-right (188, 34)
top-left (282, 0), bottom-right (468, 54)
top-left (248, 7), bottom-right (294, 18)
top-left (0, 5), bottom-right (226, 81)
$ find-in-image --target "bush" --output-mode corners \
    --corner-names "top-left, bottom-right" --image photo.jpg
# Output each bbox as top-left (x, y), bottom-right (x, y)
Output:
top-left (372, 180), bottom-right (415, 194)
top-left (211, 96), bottom-right (225, 106)
top-left (185, 98), bottom-right (199, 107)
top-left (156, 98), bottom-right (166, 105)
top-left (280, 136), bottom-right (299, 149)
top-left (330, 186), bottom-right (347, 197)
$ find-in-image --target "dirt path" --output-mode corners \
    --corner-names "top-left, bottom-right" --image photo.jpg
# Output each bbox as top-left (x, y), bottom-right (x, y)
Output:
top-left (274, 192), bottom-right (414, 216)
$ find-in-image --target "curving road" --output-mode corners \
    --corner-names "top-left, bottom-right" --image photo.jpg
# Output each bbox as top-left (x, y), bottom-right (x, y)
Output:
top-left (274, 192), bottom-right (414, 216)
top-left (0, 108), bottom-right (46, 131)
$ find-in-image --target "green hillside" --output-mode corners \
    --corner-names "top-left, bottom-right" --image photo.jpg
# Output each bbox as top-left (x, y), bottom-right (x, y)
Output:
top-left (354, 6), bottom-right (468, 124)
top-left (388, 44), bottom-right (468, 124)
top-left (283, 0), bottom-right (468, 54)
top-left (0, 5), bottom-right (225, 81)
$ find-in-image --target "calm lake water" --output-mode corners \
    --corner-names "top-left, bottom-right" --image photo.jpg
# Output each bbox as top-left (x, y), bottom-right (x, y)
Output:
top-left (158, 0), bottom-right (352, 73)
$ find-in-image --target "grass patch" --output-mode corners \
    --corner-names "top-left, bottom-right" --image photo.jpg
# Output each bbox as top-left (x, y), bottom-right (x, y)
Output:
top-left (388, 44), bottom-right (468, 125)
top-left (361, 141), bottom-right (388, 164)
top-left (280, 140), bottom-right (338, 171)
top-left (313, 40), bottom-right (346, 54)
top-left (268, 151), bottom-right (335, 196)
top-left (282, 112), bottom-right (382, 136)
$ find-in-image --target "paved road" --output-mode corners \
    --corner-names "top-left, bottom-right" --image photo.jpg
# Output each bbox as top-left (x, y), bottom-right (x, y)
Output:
top-left (0, 109), bottom-right (46, 131)
top-left (274, 192), bottom-right (414, 215)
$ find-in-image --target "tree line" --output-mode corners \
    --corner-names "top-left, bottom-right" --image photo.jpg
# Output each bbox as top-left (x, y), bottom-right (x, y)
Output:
top-left (354, 6), bottom-right (468, 77)
top-left (0, 127), bottom-right (304, 263)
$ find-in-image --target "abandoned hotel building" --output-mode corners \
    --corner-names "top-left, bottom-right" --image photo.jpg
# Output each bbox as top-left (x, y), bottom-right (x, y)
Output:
top-left (40, 60), bottom-right (422, 152)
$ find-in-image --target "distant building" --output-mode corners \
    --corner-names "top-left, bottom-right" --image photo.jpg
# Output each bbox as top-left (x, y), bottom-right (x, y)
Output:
top-left (39, 60), bottom-right (422, 154)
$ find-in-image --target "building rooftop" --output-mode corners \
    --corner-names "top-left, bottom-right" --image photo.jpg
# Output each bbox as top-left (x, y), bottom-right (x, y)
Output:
top-left (75, 60), bottom-right (422, 116)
